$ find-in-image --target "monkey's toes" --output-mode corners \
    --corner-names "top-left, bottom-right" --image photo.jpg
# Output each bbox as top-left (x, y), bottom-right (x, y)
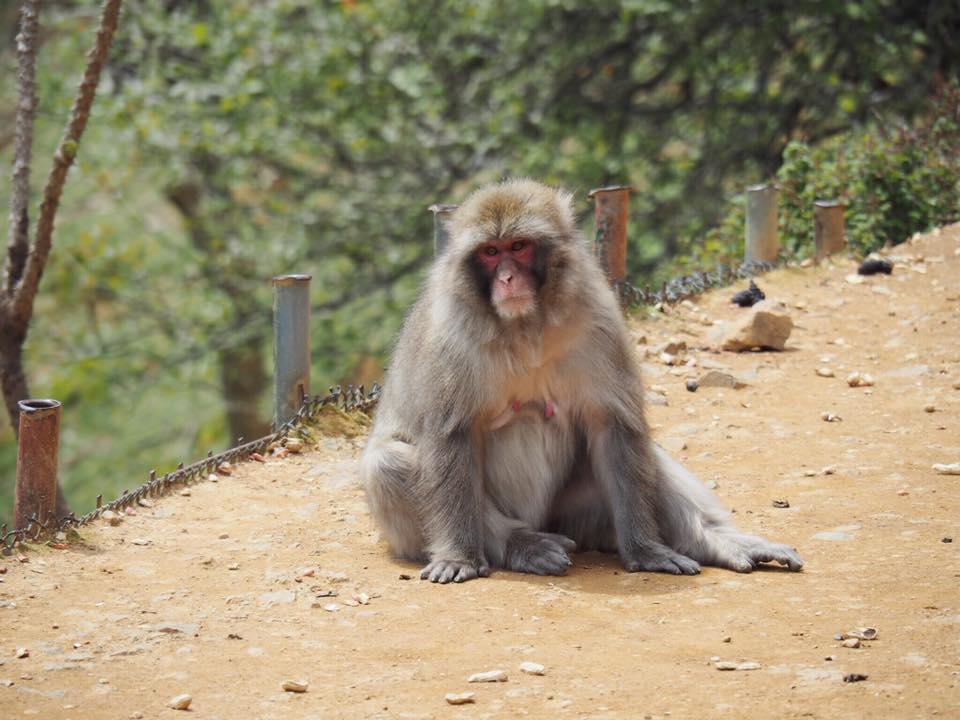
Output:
top-left (420, 560), bottom-right (488, 584)
top-left (623, 548), bottom-right (701, 575)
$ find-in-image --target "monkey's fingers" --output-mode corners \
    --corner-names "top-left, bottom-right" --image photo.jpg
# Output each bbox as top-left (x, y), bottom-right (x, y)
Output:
top-left (622, 546), bottom-right (701, 575)
top-left (725, 538), bottom-right (804, 573)
top-left (541, 532), bottom-right (578, 553)
top-left (420, 559), bottom-right (489, 584)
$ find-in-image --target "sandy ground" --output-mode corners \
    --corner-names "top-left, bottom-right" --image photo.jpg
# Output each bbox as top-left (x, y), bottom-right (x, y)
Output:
top-left (1, 225), bottom-right (958, 720)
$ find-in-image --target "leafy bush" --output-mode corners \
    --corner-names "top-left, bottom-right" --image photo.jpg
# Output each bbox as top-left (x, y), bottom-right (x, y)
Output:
top-left (671, 82), bottom-right (960, 271)
top-left (778, 82), bottom-right (960, 257)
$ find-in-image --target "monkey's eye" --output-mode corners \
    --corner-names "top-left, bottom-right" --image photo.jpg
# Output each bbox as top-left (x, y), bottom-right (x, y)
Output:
top-left (510, 240), bottom-right (526, 252)
top-left (484, 246), bottom-right (499, 256)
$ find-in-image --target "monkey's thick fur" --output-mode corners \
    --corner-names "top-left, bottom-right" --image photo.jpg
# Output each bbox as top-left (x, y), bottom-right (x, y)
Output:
top-left (361, 179), bottom-right (803, 583)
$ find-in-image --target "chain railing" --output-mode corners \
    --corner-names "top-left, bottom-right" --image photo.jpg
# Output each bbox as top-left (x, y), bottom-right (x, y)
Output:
top-left (618, 258), bottom-right (780, 307)
top-left (1, 383), bottom-right (380, 554)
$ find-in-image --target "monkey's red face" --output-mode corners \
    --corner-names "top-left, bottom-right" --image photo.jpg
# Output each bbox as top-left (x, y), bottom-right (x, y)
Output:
top-left (476, 238), bottom-right (539, 320)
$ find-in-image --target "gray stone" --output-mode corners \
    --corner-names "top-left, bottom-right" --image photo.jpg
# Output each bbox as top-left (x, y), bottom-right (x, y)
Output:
top-left (714, 300), bottom-right (793, 351)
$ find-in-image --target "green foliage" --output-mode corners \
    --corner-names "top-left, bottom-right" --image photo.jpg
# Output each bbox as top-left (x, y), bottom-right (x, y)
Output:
top-left (778, 84), bottom-right (960, 257)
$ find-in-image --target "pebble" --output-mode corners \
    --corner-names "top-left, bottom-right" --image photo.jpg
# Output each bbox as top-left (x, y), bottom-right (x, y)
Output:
top-left (685, 379), bottom-right (699, 392)
top-left (227, 563), bottom-right (239, 571)
top-left (168, 694), bottom-right (192, 710)
top-left (816, 367), bottom-right (835, 378)
top-left (468, 669), bottom-right (508, 683)
top-left (714, 660), bottom-right (760, 671)
top-left (846, 371), bottom-right (875, 387)
top-left (924, 403), bottom-right (936, 413)
top-left (697, 370), bottom-right (746, 389)
top-left (772, 499), bottom-right (790, 508)
top-left (285, 438), bottom-right (304, 453)
top-left (179, 489), bottom-right (191, 497)
top-left (15, 648), bottom-right (28, 659)
top-left (821, 412), bottom-right (842, 422)
top-left (131, 539), bottom-right (150, 546)
top-left (217, 462), bottom-right (233, 476)
top-left (843, 673), bottom-right (868, 683)
top-left (844, 627), bottom-right (878, 640)
top-left (933, 463), bottom-right (960, 475)
top-left (445, 692), bottom-right (476, 705)
top-left (519, 661), bottom-right (546, 676)
top-left (842, 638), bottom-right (861, 649)
top-left (101, 510), bottom-right (122, 526)
top-left (281, 679), bottom-right (308, 693)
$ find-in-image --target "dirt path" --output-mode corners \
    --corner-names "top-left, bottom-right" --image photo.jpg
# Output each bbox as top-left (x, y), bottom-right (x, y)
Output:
top-left (2, 226), bottom-right (958, 720)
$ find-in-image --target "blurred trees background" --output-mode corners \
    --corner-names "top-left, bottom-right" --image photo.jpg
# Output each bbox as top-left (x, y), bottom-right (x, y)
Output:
top-left (2, 0), bottom-right (958, 521)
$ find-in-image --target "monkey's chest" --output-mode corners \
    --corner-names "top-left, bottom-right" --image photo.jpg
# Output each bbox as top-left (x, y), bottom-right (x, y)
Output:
top-left (483, 405), bottom-right (576, 526)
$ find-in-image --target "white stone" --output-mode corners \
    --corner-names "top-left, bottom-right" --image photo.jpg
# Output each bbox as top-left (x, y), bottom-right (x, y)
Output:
top-left (468, 669), bottom-right (508, 683)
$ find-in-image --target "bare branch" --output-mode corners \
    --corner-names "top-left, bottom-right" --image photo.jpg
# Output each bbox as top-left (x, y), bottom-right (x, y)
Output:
top-left (4, 0), bottom-right (40, 297)
top-left (11, 0), bottom-right (123, 324)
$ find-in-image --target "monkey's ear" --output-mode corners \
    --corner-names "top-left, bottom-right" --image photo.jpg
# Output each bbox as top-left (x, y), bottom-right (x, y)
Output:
top-left (553, 188), bottom-right (577, 230)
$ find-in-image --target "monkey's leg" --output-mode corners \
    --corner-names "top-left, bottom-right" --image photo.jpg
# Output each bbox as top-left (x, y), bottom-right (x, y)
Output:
top-left (652, 446), bottom-right (803, 572)
top-left (362, 438), bottom-right (426, 562)
top-left (416, 431), bottom-right (491, 584)
top-left (592, 418), bottom-right (701, 575)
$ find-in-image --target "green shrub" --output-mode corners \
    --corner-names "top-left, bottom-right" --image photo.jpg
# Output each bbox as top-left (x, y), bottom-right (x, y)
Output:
top-left (779, 83), bottom-right (960, 257)
top-left (670, 82), bottom-right (960, 272)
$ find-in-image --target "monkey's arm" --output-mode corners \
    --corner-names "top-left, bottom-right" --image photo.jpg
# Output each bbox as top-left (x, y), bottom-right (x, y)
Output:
top-left (417, 424), bottom-right (490, 583)
top-left (590, 414), bottom-right (702, 575)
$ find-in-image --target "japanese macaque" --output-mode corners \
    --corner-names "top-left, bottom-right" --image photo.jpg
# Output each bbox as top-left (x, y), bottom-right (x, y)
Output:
top-left (361, 179), bottom-right (803, 583)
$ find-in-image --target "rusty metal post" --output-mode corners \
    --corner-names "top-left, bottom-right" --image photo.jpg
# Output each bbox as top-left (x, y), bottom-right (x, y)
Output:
top-left (428, 203), bottom-right (458, 255)
top-left (588, 185), bottom-right (631, 288)
top-left (745, 183), bottom-right (780, 263)
top-left (272, 274), bottom-right (311, 428)
top-left (814, 200), bottom-right (846, 261)
top-left (14, 399), bottom-right (62, 530)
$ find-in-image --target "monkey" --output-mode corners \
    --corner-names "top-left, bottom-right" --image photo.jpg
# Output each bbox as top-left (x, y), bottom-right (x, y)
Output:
top-left (360, 179), bottom-right (803, 583)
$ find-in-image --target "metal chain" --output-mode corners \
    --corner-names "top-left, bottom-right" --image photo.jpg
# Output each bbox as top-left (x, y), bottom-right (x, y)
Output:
top-left (617, 258), bottom-right (780, 307)
top-left (1, 383), bottom-right (381, 553)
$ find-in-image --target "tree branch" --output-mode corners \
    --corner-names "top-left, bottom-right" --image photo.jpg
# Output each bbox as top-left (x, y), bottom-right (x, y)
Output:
top-left (4, 0), bottom-right (40, 297)
top-left (11, 0), bottom-right (123, 325)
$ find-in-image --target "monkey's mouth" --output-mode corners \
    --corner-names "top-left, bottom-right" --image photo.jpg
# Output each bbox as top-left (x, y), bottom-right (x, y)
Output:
top-left (495, 292), bottom-right (537, 319)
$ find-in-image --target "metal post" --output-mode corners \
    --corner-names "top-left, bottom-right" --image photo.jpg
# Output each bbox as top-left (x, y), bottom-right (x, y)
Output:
top-left (745, 183), bottom-right (780, 263)
top-left (428, 203), bottom-right (458, 255)
top-left (588, 185), bottom-right (631, 287)
top-left (14, 399), bottom-right (62, 530)
top-left (814, 200), bottom-right (846, 261)
top-left (272, 274), bottom-right (312, 428)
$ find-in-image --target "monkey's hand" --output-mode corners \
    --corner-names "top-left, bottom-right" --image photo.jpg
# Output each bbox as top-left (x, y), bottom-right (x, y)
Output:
top-left (504, 530), bottom-right (576, 576)
top-left (420, 557), bottom-right (491, 584)
top-left (621, 542), bottom-right (701, 575)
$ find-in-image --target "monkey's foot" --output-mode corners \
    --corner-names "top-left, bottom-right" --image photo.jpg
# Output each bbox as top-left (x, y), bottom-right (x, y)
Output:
top-left (622, 543), bottom-right (701, 575)
top-left (504, 530), bottom-right (576, 576)
top-left (719, 535), bottom-right (804, 573)
top-left (420, 558), bottom-right (491, 584)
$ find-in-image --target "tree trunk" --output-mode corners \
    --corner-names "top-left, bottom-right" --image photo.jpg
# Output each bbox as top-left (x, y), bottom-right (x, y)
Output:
top-left (218, 333), bottom-right (271, 444)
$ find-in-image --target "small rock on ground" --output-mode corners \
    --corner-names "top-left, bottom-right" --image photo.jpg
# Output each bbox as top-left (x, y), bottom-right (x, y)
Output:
top-left (468, 669), bottom-right (508, 683)
top-left (445, 692), bottom-right (476, 705)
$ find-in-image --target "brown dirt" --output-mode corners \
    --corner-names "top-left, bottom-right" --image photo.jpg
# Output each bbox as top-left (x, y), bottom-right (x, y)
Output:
top-left (2, 226), bottom-right (959, 720)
